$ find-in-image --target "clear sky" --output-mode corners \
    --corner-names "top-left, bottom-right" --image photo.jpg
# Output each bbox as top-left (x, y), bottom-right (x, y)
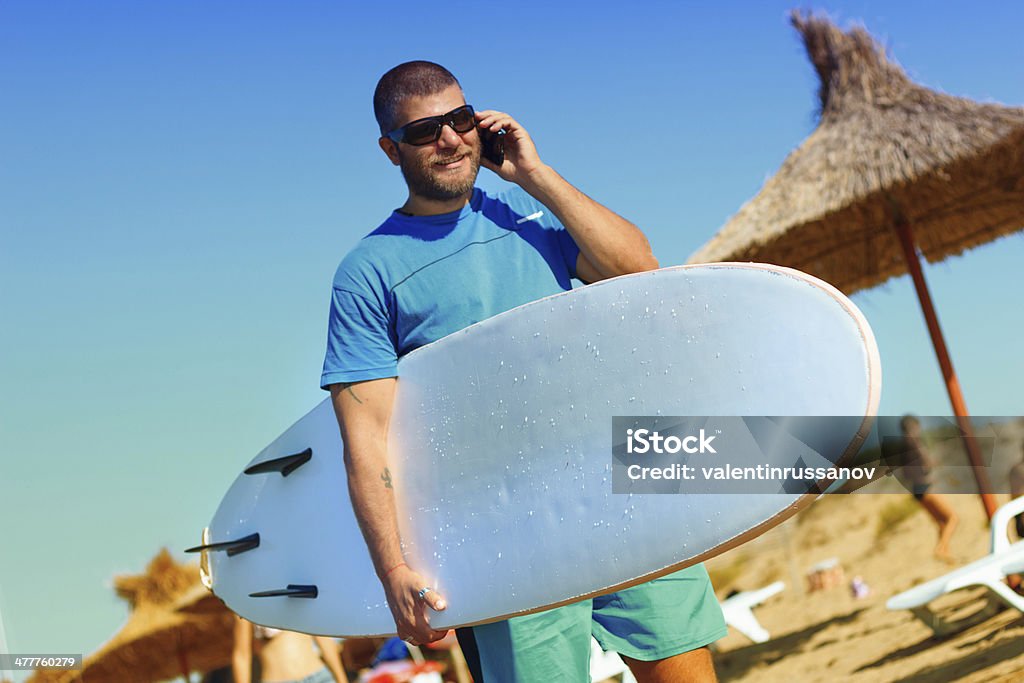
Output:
top-left (2, 1), bottom-right (1023, 678)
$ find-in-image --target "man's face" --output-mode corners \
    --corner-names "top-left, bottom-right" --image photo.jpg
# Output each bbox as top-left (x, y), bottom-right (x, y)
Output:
top-left (387, 84), bottom-right (481, 201)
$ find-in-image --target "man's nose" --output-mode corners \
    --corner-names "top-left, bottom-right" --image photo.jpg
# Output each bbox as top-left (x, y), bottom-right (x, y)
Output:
top-left (437, 122), bottom-right (463, 148)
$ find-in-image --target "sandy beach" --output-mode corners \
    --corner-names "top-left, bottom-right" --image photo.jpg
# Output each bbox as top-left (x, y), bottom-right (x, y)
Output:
top-left (706, 419), bottom-right (1024, 682)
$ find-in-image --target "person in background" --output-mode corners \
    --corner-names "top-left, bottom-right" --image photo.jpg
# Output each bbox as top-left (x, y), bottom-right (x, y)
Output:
top-left (898, 415), bottom-right (959, 561)
top-left (1008, 442), bottom-right (1024, 539)
top-left (232, 616), bottom-right (348, 683)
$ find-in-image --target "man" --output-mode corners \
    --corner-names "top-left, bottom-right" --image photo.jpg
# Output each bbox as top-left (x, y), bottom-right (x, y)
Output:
top-left (322, 61), bottom-right (725, 682)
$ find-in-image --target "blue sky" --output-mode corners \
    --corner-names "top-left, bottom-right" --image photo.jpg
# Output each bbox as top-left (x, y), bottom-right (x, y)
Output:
top-left (2, 1), bottom-right (1023, 677)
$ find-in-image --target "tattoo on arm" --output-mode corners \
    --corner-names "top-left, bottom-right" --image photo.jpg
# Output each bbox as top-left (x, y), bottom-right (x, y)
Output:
top-left (381, 467), bottom-right (393, 489)
top-left (339, 382), bottom-right (364, 405)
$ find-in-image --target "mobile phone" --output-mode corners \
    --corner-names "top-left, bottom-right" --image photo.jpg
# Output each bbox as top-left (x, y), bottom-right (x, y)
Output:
top-left (479, 126), bottom-right (505, 166)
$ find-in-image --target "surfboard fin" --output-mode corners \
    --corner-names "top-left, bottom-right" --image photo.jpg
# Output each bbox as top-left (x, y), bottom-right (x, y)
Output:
top-left (244, 448), bottom-right (313, 477)
top-left (249, 584), bottom-right (319, 599)
top-left (185, 532), bottom-right (260, 557)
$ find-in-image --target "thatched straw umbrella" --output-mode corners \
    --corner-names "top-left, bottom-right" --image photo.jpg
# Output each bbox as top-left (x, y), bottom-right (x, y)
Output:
top-left (173, 582), bottom-right (229, 617)
top-left (27, 549), bottom-right (235, 683)
top-left (689, 12), bottom-right (1024, 518)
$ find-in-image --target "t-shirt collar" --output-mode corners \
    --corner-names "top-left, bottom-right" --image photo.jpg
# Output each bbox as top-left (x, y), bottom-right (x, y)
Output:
top-left (391, 188), bottom-right (482, 225)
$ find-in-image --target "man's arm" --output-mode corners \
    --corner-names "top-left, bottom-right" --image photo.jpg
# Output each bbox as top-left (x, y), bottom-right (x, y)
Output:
top-left (329, 378), bottom-right (448, 645)
top-left (476, 110), bottom-right (659, 283)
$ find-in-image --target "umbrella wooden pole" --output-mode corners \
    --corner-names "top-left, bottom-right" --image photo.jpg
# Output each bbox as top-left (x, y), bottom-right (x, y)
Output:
top-left (894, 219), bottom-right (999, 520)
top-left (177, 640), bottom-right (190, 683)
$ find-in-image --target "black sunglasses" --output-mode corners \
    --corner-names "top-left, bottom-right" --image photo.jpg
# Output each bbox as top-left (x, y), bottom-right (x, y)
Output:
top-left (384, 105), bottom-right (476, 146)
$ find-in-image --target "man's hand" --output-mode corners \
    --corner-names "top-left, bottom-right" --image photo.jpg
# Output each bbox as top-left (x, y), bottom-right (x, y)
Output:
top-left (475, 109), bottom-right (546, 184)
top-left (383, 564), bottom-right (449, 645)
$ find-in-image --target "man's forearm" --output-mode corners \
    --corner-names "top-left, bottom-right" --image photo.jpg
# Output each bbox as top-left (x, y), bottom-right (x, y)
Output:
top-left (330, 379), bottom-right (447, 643)
top-left (520, 164), bottom-right (658, 278)
top-left (330, 380), bottom-right (407, 579)
top-left (344, 442), bottom-right (406, 579)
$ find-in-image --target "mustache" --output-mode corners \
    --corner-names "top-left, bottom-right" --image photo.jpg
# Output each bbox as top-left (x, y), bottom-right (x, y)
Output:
top-left (429, 146), bottom-right (476, 164)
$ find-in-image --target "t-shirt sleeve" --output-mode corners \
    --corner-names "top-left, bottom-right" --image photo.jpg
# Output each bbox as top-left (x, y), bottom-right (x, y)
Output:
top-left (320, 286), bottom-right (398, 390)
top-left (505, 186), bottom-right (581, 281)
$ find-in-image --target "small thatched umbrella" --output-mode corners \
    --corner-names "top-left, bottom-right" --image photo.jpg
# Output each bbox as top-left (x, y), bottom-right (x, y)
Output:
top-left (28, 549), bottom-right (235, 683)
top-left (173, 582), bottom-right (229, 617)
top-left (689, 12), bottom-right (1024, 518)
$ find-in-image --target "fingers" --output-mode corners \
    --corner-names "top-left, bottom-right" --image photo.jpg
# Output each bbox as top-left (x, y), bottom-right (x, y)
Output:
top-left (410, 585), bottom-right (448, 643)
top-left (420, 585), bottom-right (448, 612)
top-left (473, 109), bottom-right (543, 181)
top-left (400, 605), bottom-right (448, 646)
top-left (397, 615), bottom-right (446, 645)
top-left (405, 623), bottom-right (450, 645)
top-left (386, 568), bottom-right (449, 645)
top-left (475, 109), bottom-right (518, 133)
top-left (402, 628), bottom-right (449, 647)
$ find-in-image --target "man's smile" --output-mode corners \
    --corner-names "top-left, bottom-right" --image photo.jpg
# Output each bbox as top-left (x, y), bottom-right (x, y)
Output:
top-left (434, 154), bottom-right (467, 170)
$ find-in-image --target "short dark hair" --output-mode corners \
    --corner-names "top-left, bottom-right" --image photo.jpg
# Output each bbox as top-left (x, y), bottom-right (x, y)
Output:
top-left (373, 61), bottom-right (461, 135)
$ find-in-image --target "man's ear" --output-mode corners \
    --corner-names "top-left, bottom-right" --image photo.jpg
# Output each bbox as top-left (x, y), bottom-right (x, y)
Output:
top-left (379, 137), bottom-right (401, 166)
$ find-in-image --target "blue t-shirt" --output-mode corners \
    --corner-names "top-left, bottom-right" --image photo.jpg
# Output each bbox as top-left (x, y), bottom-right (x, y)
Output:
top-left (321, 187), bottom-right (581, 389)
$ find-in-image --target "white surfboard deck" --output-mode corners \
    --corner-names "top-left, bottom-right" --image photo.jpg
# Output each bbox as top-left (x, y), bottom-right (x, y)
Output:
top-left (202, 264), bottom-right (880, 636)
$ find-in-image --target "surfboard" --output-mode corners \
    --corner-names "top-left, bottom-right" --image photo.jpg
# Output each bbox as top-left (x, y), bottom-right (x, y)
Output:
top-left (192, 264), bottom-right (881, 636)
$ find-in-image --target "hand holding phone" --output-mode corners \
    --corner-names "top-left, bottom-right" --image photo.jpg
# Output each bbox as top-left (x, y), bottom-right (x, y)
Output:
top-left (479, 126), bottom-right (505, 166)
top-left (474, 109), bottom-right (545, 183)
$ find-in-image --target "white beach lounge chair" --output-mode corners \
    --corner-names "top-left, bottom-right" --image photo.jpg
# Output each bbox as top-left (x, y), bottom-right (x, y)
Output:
top-left (886, 496), bottom-right (1024, 634)
top-left (720, 581), bottom-right (786, 644)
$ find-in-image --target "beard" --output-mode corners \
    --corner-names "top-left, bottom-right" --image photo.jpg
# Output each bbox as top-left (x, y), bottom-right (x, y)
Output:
top-left (399, 142), bottom-right (481, 201)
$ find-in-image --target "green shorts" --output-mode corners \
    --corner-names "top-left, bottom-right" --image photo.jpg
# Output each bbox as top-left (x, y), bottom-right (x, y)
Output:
top-left (469, 564), bottom-right (726, 683)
